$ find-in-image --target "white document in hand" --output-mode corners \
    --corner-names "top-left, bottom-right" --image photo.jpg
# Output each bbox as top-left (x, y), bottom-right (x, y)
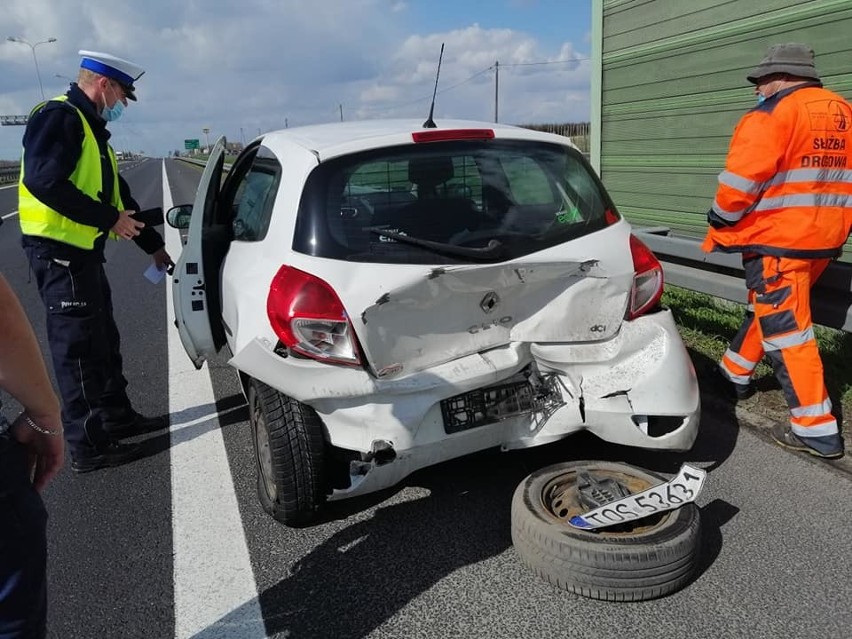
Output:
top-left (143, 262), bottom-right (167, 284)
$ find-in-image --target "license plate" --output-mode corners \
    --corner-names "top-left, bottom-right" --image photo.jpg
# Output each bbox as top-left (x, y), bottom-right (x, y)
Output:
top-left (568, 464), bottom-right (707, 530)
top-left (441, 373), bottom-right (563, 434)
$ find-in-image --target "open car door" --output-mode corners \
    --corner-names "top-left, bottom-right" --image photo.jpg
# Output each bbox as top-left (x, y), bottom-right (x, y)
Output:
top-left (171, 136), bottom-right (227, 369)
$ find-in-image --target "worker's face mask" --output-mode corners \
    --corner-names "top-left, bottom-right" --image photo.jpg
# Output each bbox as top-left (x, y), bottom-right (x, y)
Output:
top-left (101, 83), bottom-right (125, 123)
top-left (755, 78), bottom-right (780, 106)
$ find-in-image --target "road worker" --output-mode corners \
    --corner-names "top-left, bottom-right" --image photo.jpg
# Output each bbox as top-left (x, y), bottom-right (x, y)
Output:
top-left (18, 50), bottom-right (173, 473)
top-left (703, 43), bottom-right (851, 459)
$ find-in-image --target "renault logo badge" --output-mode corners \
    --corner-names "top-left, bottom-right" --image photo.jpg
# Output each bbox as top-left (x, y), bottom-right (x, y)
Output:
top-left (480, 292), bottom-right (500, 314)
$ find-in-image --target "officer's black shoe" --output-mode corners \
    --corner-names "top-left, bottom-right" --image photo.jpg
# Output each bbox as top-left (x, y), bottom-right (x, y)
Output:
top-left (71, 441), bottom-right (150, 473)
top-left (770, 423), bottom-right (844, 459)
top-left (712, 367), bottom-right (755, 401)
top-left (102, 410), bottom-right (169, 439)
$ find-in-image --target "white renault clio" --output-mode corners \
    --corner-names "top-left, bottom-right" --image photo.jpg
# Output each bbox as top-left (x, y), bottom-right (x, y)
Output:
top-left (168, 119), bottom-right (700, 526)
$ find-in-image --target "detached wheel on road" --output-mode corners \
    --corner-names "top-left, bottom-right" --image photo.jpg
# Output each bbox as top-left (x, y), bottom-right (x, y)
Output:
top-left (511, 461), bottom-right (701, 601)
top-left (249, 379), bottom-right (326, 526)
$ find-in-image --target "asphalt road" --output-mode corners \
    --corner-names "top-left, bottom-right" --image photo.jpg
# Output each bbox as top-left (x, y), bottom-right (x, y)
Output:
top-left (0, 161), bottom-right (850, 639)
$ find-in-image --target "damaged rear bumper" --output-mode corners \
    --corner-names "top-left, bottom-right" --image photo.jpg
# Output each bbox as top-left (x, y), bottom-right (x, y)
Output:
top-left (230, 308), bottom-right (700, 500)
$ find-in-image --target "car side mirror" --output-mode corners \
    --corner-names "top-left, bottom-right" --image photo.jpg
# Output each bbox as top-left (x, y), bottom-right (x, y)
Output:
top-left (166, 205), bottom-right (193, 229)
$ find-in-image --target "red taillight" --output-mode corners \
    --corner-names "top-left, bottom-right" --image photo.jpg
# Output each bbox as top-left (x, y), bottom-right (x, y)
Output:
top-left (412, 129), bottom-right (495, 143)
top-left (266, 266), bottom-right (362, 366)
top-left (627, 235), bottom-right (664, 320)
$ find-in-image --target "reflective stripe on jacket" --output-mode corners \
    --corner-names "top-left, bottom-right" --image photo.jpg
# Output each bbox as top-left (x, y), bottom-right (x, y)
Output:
top-left (18, 95), bottom-right (123, 250)
top-left (702, 84), bottom-right (852, 258)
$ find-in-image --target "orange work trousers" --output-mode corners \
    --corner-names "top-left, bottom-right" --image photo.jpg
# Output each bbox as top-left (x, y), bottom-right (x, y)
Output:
top-left (719, 255), bottom-right (839, 439)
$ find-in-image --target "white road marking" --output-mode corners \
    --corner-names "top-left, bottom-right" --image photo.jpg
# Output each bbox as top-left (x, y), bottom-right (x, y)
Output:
top-left (163, 161), bottom-right (267, 639)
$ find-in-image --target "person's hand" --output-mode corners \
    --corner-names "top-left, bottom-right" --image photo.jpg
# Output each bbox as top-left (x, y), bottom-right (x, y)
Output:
top-left (111, 209), bottom-right (145, 239)
top-left (10, 411), bottom-right (64, 492)
top-left (152, 247), bottom-right (175, 273)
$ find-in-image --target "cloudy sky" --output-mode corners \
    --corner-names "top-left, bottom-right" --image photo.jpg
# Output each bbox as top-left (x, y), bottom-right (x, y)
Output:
top-left (0, 0), bottom-right (592, 159)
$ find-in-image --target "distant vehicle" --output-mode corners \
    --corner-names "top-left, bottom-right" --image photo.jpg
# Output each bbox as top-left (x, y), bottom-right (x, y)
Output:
top-left (167, 119), bottom-right (701, 526)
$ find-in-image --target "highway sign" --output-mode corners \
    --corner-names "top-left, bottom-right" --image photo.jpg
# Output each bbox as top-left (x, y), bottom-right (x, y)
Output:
top-left (184, 138), bottom-right (200, 149)
top-left (0, 115), bottom-right (28, 126)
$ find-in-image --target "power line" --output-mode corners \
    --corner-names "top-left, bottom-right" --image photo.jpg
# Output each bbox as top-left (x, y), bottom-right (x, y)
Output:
top-left (499, 57), bottom-right (591, 68)
top-left (361, 64), bottom-right (495, 114)
top-left (361, 56), bottom-right (590, 115)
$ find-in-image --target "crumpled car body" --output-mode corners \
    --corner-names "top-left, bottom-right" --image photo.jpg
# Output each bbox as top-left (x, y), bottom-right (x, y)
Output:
top-left (171, 119), bottom-right (700, 502)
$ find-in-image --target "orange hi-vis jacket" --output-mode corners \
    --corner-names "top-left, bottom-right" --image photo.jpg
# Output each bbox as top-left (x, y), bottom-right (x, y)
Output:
top-left (702, 82), bottom-right (852, 258)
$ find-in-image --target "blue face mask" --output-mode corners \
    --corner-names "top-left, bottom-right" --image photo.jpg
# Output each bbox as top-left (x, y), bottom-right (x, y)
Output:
top-left (102, 100), bottom-right (124, 122)
top-left (756, 94), bottom-right (767, 106)
top-left (102, 84), bottom-right (125, 122)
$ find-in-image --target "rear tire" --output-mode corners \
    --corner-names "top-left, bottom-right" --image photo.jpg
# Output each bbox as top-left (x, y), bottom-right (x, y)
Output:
top-left (249, 379), bottom-right (326, 526)
top-left (511, 461), bottom-right (701, 601)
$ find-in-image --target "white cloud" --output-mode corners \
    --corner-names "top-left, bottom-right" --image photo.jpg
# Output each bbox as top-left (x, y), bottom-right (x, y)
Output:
top-left (0, 0), bottom-right (591, 158)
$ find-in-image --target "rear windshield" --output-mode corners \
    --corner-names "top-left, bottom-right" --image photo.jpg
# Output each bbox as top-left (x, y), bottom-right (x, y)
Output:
top-left (293, 139), bottom-right (619, 264)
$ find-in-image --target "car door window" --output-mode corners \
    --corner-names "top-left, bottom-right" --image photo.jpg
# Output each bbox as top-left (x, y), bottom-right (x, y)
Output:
top-left (223, 146), bottom-right (281, 242)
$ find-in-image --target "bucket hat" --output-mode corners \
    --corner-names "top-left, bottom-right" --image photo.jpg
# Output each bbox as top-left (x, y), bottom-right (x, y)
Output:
top-left (746, 43), bottom-right (819, 84)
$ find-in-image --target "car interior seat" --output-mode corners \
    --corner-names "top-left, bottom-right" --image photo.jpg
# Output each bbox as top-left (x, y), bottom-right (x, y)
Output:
top-left (408, 155), bottom-right (454, 200)
top-left (373, 156), bottom-right (477, 240)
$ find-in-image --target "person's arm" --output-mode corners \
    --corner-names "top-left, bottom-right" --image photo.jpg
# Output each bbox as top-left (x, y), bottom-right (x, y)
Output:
top-left (117, 174), bottom-right (174, 268)
top-left (136, 229), bottom-right (173, 271)
top-left (710, 110), bottom-right (787, 226)
top-left (0, 274), bottom-right (64, 491)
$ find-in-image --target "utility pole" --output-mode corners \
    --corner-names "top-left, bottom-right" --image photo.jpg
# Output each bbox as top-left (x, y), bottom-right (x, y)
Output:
top-left (494, 60), bottom-right (499, 123)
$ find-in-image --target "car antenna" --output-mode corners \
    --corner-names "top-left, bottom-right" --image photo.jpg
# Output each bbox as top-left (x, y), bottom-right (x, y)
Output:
top-left (422, 43), bottom-right (444, 129)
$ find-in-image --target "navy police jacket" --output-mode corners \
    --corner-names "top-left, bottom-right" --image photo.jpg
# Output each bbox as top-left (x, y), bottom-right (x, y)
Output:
top-left (19, 84), bottom-right (164, 261)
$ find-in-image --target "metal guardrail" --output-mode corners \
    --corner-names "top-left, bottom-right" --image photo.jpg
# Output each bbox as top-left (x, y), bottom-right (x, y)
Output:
top-left (0, 159), bottom-right (138, 186)
top-left (0, 165), bottom-right (19, 185)
top-left (634, 227), bottom-right (852, 333)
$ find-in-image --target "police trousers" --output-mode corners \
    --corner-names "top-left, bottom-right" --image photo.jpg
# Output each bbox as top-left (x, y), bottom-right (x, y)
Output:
top-left (24, 250), bottom-right (133, 456)
top-left (0, 434), bottom-right (48, 639)
top-left (720, 255), bottom-right (839, 440)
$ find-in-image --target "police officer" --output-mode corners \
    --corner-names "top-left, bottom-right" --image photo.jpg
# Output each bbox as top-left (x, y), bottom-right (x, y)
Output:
top-left (19, 50), bottom-right (173, 473)
top-left (703, 43), bottom-right (851, 459)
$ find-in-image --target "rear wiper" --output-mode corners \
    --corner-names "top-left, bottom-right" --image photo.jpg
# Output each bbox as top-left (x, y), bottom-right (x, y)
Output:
top-left (366, 227), bottom-right (504, 260)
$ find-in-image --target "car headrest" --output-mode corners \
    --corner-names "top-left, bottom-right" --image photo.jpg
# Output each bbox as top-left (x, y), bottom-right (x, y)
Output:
top-left (408, 156), bottom-right (454, 188)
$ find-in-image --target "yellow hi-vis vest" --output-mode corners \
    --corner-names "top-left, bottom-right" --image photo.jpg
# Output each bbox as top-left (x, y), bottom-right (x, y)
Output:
top-left (18, 95), bottom-right (123, 250)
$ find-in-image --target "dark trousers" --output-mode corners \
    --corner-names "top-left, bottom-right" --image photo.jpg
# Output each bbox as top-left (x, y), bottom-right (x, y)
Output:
top-left (0, 435), bottom-right (48, 639)
top-left (24, 250), bottom-right (133, 457)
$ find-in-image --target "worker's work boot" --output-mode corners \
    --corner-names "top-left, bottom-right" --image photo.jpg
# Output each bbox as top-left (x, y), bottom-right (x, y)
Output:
top-left (770, 423), bottom-right (844, 459)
